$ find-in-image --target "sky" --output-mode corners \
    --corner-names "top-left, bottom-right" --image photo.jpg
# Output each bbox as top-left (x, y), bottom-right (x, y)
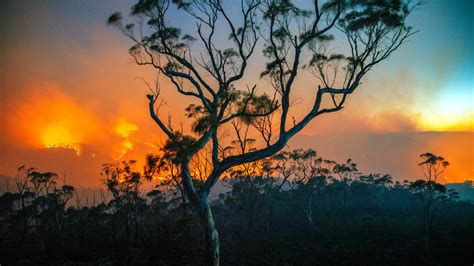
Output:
top-left (0, 0), bottom-right (473, 187)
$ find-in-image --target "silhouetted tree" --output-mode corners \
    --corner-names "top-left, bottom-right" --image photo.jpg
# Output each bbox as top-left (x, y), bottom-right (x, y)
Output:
top-left (1, 156), bottom-right (474, 264)
top-left (144, 153), bottom-right (189, 207)
top-left (107, 1), bottom-right (417, 263)
top-left (272, 149), bottom-right (334, 227)
top-left (224, 158), bottom-right (274, 230)
top-left (409, 152), bottom-right (449, 253)
top-left (0, 166), bottom-right (75, 256)
top-left (101, 160), bottom-right (147, 247)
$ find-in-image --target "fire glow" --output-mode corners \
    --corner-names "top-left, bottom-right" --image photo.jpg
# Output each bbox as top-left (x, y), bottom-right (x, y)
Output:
top-left (115, 118), bottom-right (139, 159)
top-left (42, 124), bottom-right (82, 155)
top-left (3, 86), bottom-right (99, 156)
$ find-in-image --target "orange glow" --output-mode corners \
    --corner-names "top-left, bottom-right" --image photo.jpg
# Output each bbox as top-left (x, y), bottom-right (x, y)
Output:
top-left (427, 134), bottom-right (474, 183)
top-left (115, 118), bottom-right (139, 138)
top-left (4, 85), bottom-right (99, 152)
top-left (42, 124), bottom-right (82, 155)
top-left (417, 115), bottom-right (474, 132)
top-left (115, 118), bottom-right (139, 159)
top-left (0, 4), bottom-right (472, 187)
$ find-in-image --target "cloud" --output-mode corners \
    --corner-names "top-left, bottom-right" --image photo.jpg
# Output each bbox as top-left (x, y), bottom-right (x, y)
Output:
top-left (300, 109), bottom-right (421, 136)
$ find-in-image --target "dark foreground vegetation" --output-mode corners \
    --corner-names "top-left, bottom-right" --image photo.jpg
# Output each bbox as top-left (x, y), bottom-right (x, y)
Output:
top-left (0, 150), bottom-right (473, 265)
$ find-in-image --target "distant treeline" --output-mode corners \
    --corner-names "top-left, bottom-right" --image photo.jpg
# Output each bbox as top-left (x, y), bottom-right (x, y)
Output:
top-left (0, 150), bottom-right (473, 265)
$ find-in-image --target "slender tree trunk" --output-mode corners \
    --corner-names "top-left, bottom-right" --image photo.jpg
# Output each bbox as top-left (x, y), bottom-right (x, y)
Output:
top-left (179, 162), bottom-right (220, 265)
top-left (199, 195), bottom-right (220, 266)
top-left (423, 204), bottom-right (431, 253)
top-left (304, 197), bottom-right (314, 226)
top-left (424, 219), bottom-right (430, 253)
top-left (180, 189), bottom-right (187, 207)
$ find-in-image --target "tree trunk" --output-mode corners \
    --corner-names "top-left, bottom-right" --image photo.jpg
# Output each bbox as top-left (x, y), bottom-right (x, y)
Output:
top-left (423, 204), bottom-right (431, 253)
top-left (199, 196), bottom-right (220, 266)
top-left (424, 221), bottom-right (430, 253)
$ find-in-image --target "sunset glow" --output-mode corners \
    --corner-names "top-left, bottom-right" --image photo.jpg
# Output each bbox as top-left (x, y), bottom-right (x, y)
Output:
top-left (418, 114), bottom-right (473, 132)
top-left (416, 91), bottom-right (473, 131)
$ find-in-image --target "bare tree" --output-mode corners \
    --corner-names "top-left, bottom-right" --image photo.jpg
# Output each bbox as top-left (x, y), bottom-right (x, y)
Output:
top-left (108, 0), bottom-right (417, 264)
